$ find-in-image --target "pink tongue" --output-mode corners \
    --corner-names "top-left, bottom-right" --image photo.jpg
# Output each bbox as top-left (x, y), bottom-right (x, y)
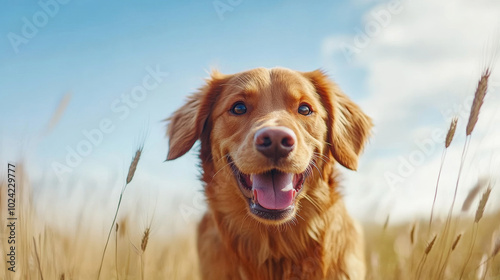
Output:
top-left (252, 171), bottom-right (295, 210)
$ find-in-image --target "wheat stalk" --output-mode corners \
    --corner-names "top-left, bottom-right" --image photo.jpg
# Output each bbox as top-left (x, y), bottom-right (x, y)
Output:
top-left (41, 92), bottom-right (71, 137)
top-left (140, 227), bottom-right (151, 280)
top-left (436, 232), bottom-right (464, 279)
top-left (383, 214), bottom-right (390, 232)
top-left (451, 67), bottom-right (491, 213)
top-left (459, 187), bottom-right (492, 279)
top-left (410, 223), bottom-right (416, 245)
top-left (425, 235), bottom-right (437, 255)
top-left (98, 146), bottom-right (144, 280)
top-left (437, 66), bottom-right (493, 277)
top-left (445, 117), bottom-right (458, 148)
top-left (451, 234), bottom-right (462, 251)
top-left (478, 254), bottom-right (488, 280)
top-left (474, 187), bottom-right (491, 223)
top-left (115, 223), bottom-right (119, 279)
top-left (141, 227), bottom-right (150, 252)
top-left (33, 237), bottom-right (45, 280)
top-left (492, 235), bottom-right (500, 258)
top-left (466, 68), bottom-right (491, 136)
top-left (474, 231), bottom-right (500, 280)
top-left (461, 178), bottom-right (487, 212)
top-left (126, 149), bottom-right (141, 184)
top-left (429, 117), bottom-right (459, 233)
top-left (416, 234), bottom-right (437, 279)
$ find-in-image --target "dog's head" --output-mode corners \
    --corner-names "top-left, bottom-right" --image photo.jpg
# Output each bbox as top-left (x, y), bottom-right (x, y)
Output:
top-left (166, 67), bottom-right (371, 225)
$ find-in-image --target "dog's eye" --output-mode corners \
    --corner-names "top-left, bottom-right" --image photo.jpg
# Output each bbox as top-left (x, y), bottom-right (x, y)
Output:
top-left (298, 104), bottom-right (312, 116)
top-left (230, 102), bottom-right (247, 115)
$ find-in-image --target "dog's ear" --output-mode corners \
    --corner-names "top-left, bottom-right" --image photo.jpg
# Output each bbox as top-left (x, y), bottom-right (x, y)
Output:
top-left (166, 70), bottom-right (229, 161)
top-left (304, 70), bottom-right (372, 171)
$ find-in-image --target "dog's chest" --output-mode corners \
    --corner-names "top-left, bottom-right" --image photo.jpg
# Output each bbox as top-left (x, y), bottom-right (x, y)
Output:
top-left (236, 257), bottom-right (323, 280)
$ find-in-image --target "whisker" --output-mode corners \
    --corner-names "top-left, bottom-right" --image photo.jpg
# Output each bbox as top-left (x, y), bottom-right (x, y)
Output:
top-left (303, 194), bottom-right (322, 213)
top-left (310, 161), bottom-right (323, 179)
top-left (312, 156), bottom-right (328, 166)
top-left (312, 154), bottom-right (330, 166)
top-left (303, 166), bottom-right (312, 179)
top-left (295, 211), bottom-right (306, 222)
top-left (212, 161), bottom-right (233, 179)
top-left (214, 153), bottom-right (230, 165)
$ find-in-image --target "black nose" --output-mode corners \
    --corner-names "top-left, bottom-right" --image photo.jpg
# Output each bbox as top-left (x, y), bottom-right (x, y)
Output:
top-left (254, 127), bottom-right (296, 159)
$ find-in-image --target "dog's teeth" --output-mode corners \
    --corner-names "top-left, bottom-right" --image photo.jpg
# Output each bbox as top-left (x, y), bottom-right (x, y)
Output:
top-left (250, 174), bottom-right (254, 183)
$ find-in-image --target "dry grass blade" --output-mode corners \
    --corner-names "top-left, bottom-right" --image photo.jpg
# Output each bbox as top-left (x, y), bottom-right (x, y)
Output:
top-left (141, 227), bottom-right (150, 252)
top-left (460, 187), bottom-right (491, 280)
top-left (118, 219), bottom-right (127, 237)
top-left (462, 178), bottom-right (488, 212)
top-left (115, 222), bottom-right (119, 280)
top-left (429, 117), bottom-right (459, 233)
top-left (445, 117), bottom-right (458, 148)
top-left (410, 223), bottom-right (416, 245)
top-left (140, 226), bottom-right (151, 280)
top-left (416, 234), bottom-right (438, 279)
top-left (127, 148), bottom-right (142, 184)
top-left (33, 237), bottom-right (45, 280)
top-left (383, 214), bottom-right (390, 232)
top-left (477, 254), bottom-right (488, 280)
top-left (466, 68), bottom-right (491, 136)
top-left (452, 234), bottom-right (462, 251)
top-left (429, 148), bottom-right (447, 233)
top-left (98, 145), bottom-right (144, 280)
top-left (474, 187), bottom-right (491, 223)
top-left (492, 234), bottom-right (500, 257)
top-left (42, 92), bottom-right (71, 137)
top-left (425, 235), bottom-right (437, 254)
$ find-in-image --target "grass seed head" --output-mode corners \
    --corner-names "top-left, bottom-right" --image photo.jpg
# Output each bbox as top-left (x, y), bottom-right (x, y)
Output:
top-left (425, 235), bottom-right (437, 255)
top-left (383, 215), bottom-right (390, 232)
top-left (410, 223), bottom-right (416, 245)
top-left (466, 68), bottom-right (491, 136)
top-left (445, 117), bottom-right (458, 148)
top-left (451, 234), bottom-right (462, 251)
top-left (462, 177), bottom-right (488, 212)
top-left (474, 187), bottom-right (492, 223)
top-left (141, 227), bottom-right (150, 252)
top-left (492, 232), bottom-right (500, 257)
top-left (127, 148), bottom-right (142, 184)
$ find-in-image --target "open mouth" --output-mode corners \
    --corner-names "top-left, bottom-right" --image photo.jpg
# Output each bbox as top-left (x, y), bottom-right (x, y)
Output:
top-left (228, 157), bottom-right (306, 221)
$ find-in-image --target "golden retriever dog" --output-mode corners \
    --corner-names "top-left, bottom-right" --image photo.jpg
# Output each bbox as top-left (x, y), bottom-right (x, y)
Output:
top-left (166, 67), bottom-right (372, 280)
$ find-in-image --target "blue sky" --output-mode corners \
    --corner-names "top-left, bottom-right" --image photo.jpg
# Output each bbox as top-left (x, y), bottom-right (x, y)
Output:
top-left (1, 0), bottom-right (500, 225)
top-left (1, 0), bottom-right (368, 161)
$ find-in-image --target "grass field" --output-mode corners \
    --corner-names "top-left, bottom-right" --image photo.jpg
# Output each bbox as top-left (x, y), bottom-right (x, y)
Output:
top-left (1, 60), bottom-right (499, 280)
top-left (0, 166), bottom-right (498, 280)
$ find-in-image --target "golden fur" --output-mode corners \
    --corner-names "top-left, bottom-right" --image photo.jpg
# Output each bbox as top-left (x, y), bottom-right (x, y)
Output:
top-left (167, 67), bottom-right (372, 279)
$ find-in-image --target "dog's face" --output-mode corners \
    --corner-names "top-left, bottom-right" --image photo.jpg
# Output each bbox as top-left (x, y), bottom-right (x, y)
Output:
top-left (167, 67), bottom-right (371, 225)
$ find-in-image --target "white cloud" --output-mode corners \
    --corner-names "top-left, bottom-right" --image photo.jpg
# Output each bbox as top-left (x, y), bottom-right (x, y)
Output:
top-left (323, 0), bottom-right (500, 222)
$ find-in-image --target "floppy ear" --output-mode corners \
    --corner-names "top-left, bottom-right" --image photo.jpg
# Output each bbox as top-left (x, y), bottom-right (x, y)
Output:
top-left (166, 71), bottom-right (228, 161)
top-left (304, 70), bottom-right (372, 171)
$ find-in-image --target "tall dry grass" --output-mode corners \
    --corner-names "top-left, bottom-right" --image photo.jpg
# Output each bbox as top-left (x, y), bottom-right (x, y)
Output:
top-left (0, 162), bottom-right (199, 280)
top-left (2, 75), bottom-right (499, 279)
top-left (2, 177), bottom-right (498, 280)
top-left (1, 48), bottom-right (499, 280)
